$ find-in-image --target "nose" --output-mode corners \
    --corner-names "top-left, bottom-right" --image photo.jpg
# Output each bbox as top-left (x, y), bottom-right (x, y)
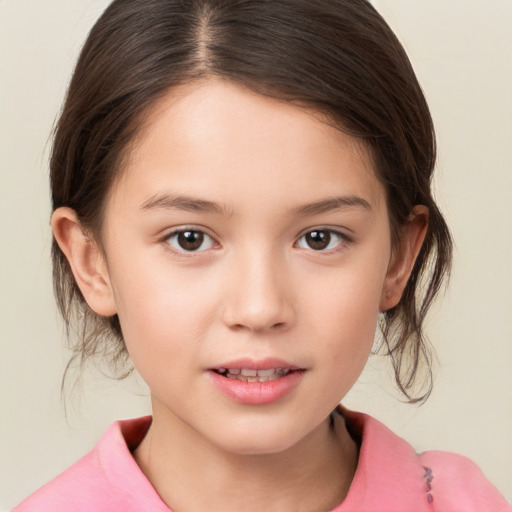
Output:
top-left (221, 249), bottom-right (295, 333)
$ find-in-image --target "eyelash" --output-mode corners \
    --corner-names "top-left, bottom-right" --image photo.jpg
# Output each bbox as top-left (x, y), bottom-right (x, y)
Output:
top-left (295, 228), bottom-right (351, 253)
top-left (161, 227), bottom-right (351, 254)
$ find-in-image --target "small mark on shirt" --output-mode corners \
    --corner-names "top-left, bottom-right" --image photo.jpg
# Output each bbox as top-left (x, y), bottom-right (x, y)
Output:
top-left (423, 466), bottom-right (434, 504)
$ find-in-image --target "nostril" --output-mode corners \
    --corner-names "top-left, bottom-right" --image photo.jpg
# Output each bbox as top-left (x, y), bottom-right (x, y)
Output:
top-left (228, 321), bottom-right (287, 332)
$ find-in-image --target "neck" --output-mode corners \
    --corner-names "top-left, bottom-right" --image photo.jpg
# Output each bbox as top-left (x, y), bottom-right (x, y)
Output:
top-left (134, 400), bottom-right (358, 512)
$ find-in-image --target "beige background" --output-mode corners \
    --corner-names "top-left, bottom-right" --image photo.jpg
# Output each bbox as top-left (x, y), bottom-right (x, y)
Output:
top-left (1, 0), bottom-right (511, 509)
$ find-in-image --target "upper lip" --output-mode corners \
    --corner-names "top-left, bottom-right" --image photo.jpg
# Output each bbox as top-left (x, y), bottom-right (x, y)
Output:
top-left (209, 357), bottom-right (302, 371)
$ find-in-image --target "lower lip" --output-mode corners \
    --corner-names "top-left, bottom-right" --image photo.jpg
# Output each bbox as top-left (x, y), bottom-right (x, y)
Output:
top-left (208, 370), bottom-right (304, 405)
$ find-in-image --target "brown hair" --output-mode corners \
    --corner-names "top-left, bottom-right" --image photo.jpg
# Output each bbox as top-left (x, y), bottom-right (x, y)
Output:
top-left (52, 0), bottom-right (452, 402)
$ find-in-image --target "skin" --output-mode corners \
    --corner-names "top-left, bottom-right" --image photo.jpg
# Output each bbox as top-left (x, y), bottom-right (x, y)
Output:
top-left (53, 79), bottom-right (428, 512)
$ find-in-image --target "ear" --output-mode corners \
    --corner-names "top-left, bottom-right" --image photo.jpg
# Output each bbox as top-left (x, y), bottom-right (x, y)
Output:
top-left (379, 206), bottom-right (429, 312)
top-left (51, 207), bottom-right (117, 316)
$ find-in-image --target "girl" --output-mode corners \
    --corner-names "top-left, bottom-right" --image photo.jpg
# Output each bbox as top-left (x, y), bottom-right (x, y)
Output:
top-left (12, 0), bottom-right (511, 510)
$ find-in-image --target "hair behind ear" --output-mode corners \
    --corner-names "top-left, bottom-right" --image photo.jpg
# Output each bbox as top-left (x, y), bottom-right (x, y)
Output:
top-left (52, 208), bottom-right (130, 396)
top-left (378, 202), bottom-right (451, 403)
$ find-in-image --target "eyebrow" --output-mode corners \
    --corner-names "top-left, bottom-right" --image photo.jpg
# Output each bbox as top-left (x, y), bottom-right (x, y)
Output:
top-left (140, 193), bottom-right (229, 215)
top-left (292, 196), bottom-right (372, 216)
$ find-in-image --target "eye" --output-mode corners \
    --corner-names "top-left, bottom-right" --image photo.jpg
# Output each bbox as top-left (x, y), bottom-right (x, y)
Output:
top-left (296, 229), bottom-right (347, 251)
top-left (165, 229), bottom-right (216, 252)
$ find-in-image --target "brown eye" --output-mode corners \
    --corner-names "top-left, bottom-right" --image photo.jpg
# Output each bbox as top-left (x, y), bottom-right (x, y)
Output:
top-left (305, 230), bottom-right (330, 250)
top-left (178, 231), bottom-right (203, 250)
top-left (297, 229), bottom-right (345, 251)
top-left (166, 230), bottom-right (215, 252)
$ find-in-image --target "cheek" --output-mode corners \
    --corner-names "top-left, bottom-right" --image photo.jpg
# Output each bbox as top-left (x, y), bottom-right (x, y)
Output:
top-left (307, 258), bottom-right (386, 327)
top-left (107, 254), bottom-right (219, 366)
top-left (302, 254), bottom-right (388, 369)
top-left (314, 291), bottom-right (378, 369)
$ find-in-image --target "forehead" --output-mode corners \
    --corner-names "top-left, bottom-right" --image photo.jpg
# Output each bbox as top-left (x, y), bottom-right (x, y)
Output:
top-left (112, 79), bottom-right (385, 215)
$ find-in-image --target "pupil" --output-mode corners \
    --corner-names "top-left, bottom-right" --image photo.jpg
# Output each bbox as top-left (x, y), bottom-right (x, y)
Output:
top-left (306, 230), bottom-right (330, 250)
top-left (178, 231), bottom-right (203, 250)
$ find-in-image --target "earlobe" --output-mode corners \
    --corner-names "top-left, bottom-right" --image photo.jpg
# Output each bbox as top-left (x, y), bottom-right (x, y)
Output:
top-left (380, 206), bottom-right (429, 312)
top-left (51, 207), bottom-right (117, 317)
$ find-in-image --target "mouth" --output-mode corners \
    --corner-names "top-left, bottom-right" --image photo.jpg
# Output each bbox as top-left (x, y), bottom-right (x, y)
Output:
top-left (212, 367), bottom-right (297, 383)
top-left (208, 360), bottom-right (305, 405)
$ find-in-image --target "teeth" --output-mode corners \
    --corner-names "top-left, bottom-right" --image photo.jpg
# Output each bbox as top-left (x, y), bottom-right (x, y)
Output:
top-left (257, 369), bottom-right (276, 377)
top-left (219, 368), bottom-right (293, 382)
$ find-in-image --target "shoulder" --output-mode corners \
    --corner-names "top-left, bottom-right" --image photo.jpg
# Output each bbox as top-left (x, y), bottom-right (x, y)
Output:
top-left (12, 416), bottom-right (168, 512)
top-left (340, 408), bottom-right (511, 511)
top-left (419, 450), bottom-right (511, 511)
top-left (12, 448), bottom-right (110, 512)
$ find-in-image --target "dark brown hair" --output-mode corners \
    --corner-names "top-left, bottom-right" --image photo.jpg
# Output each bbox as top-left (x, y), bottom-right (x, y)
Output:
top-left (52, 0), bottom-right (452, 402)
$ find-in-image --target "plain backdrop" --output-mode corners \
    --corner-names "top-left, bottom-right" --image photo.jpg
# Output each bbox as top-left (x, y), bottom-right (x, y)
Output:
top-left (1, 0), bottom-right (511, 509)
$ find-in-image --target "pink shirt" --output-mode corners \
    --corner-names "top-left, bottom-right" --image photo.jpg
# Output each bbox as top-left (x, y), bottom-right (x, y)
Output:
top-left (14, 410), bottom-right (511, 511)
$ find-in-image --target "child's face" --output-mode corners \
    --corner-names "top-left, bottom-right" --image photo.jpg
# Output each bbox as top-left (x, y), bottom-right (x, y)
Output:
top-left (94, 80), bottom-right (408, 454)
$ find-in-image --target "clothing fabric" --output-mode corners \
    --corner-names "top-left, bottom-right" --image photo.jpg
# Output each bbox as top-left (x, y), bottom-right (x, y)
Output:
top-left (14, 409), bottom-right (511, 512)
